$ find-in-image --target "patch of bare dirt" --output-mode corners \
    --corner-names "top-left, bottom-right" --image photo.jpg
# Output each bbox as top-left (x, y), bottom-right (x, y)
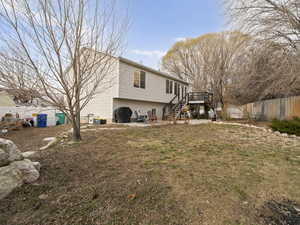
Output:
top-left (0, 125), bottom-right (69, 152)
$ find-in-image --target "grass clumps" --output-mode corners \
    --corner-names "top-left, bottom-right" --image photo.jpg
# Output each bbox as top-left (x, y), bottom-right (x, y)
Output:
top-left (271, 117), bottom-right (300, 136)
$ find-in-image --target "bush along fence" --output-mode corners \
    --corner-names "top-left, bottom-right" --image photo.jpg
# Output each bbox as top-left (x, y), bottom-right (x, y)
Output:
top-left (243, 95), bottom-right (300, 121)
top-left (271, 117), bottom-right (300, 136)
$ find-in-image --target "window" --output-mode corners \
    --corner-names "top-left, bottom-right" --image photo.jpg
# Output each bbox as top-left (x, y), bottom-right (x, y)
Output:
top-left (185, 86), bottom-right (187, 96)
top-left (134, 71), bottom-right (146, 89)
top-left (134, 71), bottom-right (140, 88)
top-left (166, 80), bottom-right (169, 93)
top-left (140, 71), bottom-right (146, 89)
top-left (166, 80), bottom-right (173, 94)
top-left (174, 83), bottom-right (178, 95)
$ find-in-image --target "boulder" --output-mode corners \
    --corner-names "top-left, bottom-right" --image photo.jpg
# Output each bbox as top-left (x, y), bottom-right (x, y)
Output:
top-left (22, 151), bottom-right (37, 159)
top-left (43, 137), bottom-right (56, 142)
top-left (11, 159), bottom-right (39, 184)
top-left (40, 137), bottom-right (58, 150)
top-left (32, 162), bottom-right (41, 171)
top-left (0, 138), bottom-right (23, 162)
top-left (0, 165), bottom-right (23, 200)
top-left (0, 149), bottom-right (9, 167)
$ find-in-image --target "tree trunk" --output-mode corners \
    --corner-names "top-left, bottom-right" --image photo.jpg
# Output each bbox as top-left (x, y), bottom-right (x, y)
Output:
top-left (72, 124), bottom-right (81, 141)
top-left (71, 112), bottom-right (81, 141)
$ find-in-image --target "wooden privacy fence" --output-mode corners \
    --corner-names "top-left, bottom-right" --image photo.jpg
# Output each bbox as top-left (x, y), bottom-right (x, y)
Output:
top-left (244, 96), bottom-right (300, 121)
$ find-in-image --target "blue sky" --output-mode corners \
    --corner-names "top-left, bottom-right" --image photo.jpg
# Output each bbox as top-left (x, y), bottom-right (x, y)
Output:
top-left (119, 0), bottom-right (225, 69)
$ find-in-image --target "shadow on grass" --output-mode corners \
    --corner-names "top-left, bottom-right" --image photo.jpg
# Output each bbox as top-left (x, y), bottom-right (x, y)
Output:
top-left (259, 199), bottom-right (300, 225)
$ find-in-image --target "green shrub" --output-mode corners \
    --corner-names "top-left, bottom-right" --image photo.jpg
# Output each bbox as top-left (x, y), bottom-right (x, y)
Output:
top-left (271, 117), bottom-right (300, 136)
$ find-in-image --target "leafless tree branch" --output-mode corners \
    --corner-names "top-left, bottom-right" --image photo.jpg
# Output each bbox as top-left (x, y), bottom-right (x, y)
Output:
top-left (0, 0), bottom-right (128, 141)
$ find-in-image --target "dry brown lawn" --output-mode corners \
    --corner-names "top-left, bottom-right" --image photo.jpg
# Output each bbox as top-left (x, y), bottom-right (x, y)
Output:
top-left (1, 123), bottom-right (300, 225)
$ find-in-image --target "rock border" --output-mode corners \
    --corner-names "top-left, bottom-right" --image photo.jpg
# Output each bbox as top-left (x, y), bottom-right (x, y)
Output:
top-left (213, 121), bottom-right (300, 139)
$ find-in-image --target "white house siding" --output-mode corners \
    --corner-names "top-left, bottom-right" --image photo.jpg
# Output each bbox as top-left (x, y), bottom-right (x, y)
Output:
top-left (80, 59), bottom-right (119, 122)
top-left (81, 57), bottom-right (189, 123)
top-left (118, 61), bottom-right (188, 104)
top-left (113, 98), bottom-right (165, 120)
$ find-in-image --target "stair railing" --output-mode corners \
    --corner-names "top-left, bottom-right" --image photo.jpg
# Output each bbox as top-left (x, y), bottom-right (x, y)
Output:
top-left (163, 93), bottom-right (189, 120)
top-left (162, 95), bottom-right (178, 120)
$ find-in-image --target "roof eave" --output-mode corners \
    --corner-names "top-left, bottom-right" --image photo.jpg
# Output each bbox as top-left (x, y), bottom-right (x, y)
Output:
top-left (118, 57), bottom-right (189, 85)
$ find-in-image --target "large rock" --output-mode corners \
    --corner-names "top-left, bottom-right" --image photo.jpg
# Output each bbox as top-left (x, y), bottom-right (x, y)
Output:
top-left (22, 151), bottom-right (37, 159)
top-left (32, 162), bottom-right (41, 171)
top-left (274, 131), bottom-right (281, 135)
top-left (0, 149), bottom-right (9, 167)
top-left (40, 137), bottom-right (58, 150)
top-left (0, 165), bottom-right (23, 200)
top-left (11, 159), bottom-right (40, 184)
top-left (0, 138), bottom-right (23, 162)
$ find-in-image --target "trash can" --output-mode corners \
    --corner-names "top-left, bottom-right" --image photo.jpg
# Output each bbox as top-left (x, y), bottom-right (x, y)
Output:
top-left (93, 118), bottom-right (107, 125)
top-left (93, 119), bottom-right (101, 125)
top-left (37, 114), bottom-right (47, 128)
top-left (55, 113), bottom-right (65, 125)
top-left (100, 119), bottom-right (107, 124)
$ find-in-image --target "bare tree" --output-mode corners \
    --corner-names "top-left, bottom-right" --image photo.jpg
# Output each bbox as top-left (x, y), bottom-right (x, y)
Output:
top-left (0, 0), bottom-right (127, 141)
top-left (228, 40), bottom-right (300, 105)
top-left (223, 0), bottom-right (300, 106)
top-left (0, 54), bottom-right (40, 103)
top-left (225, 0), bottom-right (300, 49)
top-left (162, 31), bottom-right (248, 108)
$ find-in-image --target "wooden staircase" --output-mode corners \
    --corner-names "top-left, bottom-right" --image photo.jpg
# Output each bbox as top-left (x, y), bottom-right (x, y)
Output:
top-left (162, 93), bottom-right (189, 121)
top-left (162, 92), bottom-right (214, 121)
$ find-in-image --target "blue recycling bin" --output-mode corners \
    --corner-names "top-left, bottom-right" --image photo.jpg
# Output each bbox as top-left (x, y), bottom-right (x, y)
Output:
top-left (37, 114), bottom-right (47, 128)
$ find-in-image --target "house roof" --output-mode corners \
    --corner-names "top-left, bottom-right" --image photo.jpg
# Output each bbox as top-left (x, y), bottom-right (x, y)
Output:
top-left (118, 57), bottom-right (189, 85)
top-left (65, 48), bottom-right (190, 85)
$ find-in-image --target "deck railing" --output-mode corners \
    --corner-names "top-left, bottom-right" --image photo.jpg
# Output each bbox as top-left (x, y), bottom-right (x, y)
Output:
top-left (188, 92), bottom-right (213, 103)
top-left (162, 92), bottom-right (213, 120)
